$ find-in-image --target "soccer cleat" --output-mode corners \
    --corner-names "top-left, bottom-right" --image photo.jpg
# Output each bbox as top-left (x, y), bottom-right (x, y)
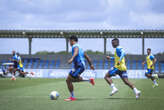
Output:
top-left (110, 88), bottom-right (118, 96)
top-left (89, 78), bottom-right (95, 86)
top-left (153, 83), bottom-right (159, 88)
top-left (136, 90), bottom-right (141, 99)
top-left (64, 97), bottom-right (76, 101)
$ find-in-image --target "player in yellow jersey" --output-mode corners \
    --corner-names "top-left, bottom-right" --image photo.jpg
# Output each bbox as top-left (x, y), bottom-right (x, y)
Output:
top-left (142, 48), bottom-right (158, 88)
top-left (104, 38), bottom-right (141, 99)
top-left (17, 52), bottom-right (34, 77)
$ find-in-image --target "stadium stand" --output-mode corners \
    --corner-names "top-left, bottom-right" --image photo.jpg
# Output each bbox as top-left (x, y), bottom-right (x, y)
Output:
top-left (0, 54), bottom-right (164, 74)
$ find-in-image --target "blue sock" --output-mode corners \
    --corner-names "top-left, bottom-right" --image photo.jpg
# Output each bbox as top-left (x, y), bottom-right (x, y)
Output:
top-left (71, 92), bottom-right (74, 98)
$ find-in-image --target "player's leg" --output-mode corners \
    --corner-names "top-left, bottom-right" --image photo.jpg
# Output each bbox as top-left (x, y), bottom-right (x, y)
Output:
top-left (65, 75), bottom-right (75, 100)
top-left (8, 66), bottom-right (13, 75)
top-left (64, 66), bottom-right (85, 101)
top-left (12, 64), bottom-right (18, 76)
top-left (18, 67), bottom-right (34, 78)
top-left (104, 67), bottom-right (118, 96)
top-left (120, 72), bottom-right (141, 99)
top-left (145, 69), bottom-right (158, 87)
top-left (70, 66), bottom-right (95, 85)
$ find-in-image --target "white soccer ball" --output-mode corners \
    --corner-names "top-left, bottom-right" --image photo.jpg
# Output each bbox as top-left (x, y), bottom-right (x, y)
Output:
top-left (50, 91), bottom-right (60, 100)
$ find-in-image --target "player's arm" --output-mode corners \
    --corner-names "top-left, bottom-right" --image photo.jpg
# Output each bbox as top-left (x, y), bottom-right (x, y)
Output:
top-left (68, 47), bottom-right (78, 64)
top-left (106, 56), bottom-right (114, 60)
top-left (142, 61), bottom-right (146, 67)
top-left (84, 53), bottom-right (94, 70)
top-left (9, 58), bottom-right (18, 62)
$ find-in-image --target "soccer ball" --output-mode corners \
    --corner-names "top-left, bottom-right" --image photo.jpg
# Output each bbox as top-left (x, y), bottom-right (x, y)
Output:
top-left (50, 91), bottom-right (59, 100)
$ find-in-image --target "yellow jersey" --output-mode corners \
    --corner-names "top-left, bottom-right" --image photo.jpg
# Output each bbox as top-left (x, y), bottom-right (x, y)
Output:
top-left (114, 46), bottom-right (127, 71)
top-left (17, 56), bottom-right (23, 68)
top-left (146, 54), bottom-right (155, 70)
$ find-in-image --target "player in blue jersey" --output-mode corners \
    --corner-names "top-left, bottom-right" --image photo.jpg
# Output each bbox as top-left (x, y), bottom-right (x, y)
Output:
top-left (142, 48), bottom-right (158, 88)
top-left (64, 35), bottom-right (95, 101)
top-left (16, 52), bottom-right (34, 77)
top-left (104, 38), bottom-right (141, 99)
top-left (9, 51), bottom-right (18, 76)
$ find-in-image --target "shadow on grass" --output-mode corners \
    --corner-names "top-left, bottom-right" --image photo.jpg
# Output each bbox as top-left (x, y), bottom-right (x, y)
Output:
top-left (74, 97), bottom-right (162, 102)
top-left (75, 97), bottom-right (136, 101)
top-left (104, 97), bottom-right (135, 100)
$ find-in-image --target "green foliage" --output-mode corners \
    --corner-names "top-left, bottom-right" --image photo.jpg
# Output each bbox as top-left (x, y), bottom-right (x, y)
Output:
top-left (85, 50), bottom-right (104, 55)
top-left (35, 50), bottom-right (112, 55)
top-left (156, 52), bottom-right (164, 56)
top-left (35, 51), bottom-right (71, 55)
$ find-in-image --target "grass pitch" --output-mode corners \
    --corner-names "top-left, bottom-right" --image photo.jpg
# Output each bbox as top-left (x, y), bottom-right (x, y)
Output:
top-left (0, 78), bottom-right (164, 110)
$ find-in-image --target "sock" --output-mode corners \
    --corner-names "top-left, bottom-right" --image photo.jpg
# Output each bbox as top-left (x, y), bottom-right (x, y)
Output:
top-left (110, 83), bottom-right (117, 90)
top-left (133, 88), bottom-right (138, 94)
top-left (153, 80), bottom-right (157, 85)
top-left (70, 91), bottom-right (74, 98)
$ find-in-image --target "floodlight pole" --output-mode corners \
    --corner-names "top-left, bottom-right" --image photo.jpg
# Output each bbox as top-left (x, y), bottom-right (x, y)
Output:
top-left (104, 37), bottom-right (107, 55)
top-left (66, 37), bottom-right (69, 53)
top-left (28, 37), bottom-right (32, 55)
top-left (141, 32), bottom-right (144, 55)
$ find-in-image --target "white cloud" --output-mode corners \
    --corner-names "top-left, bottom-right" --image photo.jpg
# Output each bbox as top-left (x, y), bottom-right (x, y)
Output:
top-left (0, 0), bottom-right (164, 29)
top-left (130, 11), bottom-right (164, 28)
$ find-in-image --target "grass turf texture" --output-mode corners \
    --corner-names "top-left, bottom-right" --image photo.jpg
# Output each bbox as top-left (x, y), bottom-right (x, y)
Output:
top-left (0, 78), bottom-right (164, 110)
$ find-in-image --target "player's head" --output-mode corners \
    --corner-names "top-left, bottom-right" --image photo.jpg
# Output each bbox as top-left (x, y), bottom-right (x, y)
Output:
top-left (147, 48), bottom-right (151, 55)
top-left (12, 50), bottom-right (16, 55)
top-left (69, 35), bottom-right (78, 46)
top-left (112, 38), bottom-right (119, 48)
top-left (16, 52), bottom-right (20, 56)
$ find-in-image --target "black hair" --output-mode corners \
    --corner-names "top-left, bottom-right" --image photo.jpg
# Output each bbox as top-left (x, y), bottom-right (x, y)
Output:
top-left (147, 48), bottom-right (151, 51)
top-left (112, 38), bottom-right (119, 43)
top-left (70, 35), bottom-right (78, 42)
top-left (16, 52), bottom-right (20, 56)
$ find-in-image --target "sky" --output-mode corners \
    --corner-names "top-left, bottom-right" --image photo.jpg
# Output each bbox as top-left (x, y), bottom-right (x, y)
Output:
top-left (0, 0), bottom-right (164, 54)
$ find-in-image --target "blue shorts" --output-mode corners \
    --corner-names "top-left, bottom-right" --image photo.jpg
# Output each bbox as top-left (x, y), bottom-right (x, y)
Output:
top-left (69, 63), bottom-right (85, 78)
top-left (18, 66), bottom-right (24, 72)
top-left (108, 67), bottom-right (128, 78)
top-left (145, 69), bottom-right (153, 74)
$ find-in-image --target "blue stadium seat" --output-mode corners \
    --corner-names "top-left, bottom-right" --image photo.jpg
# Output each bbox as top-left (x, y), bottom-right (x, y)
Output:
top-left (27, 59), bottom-right (33, 69)
top-left (33, 60), bottom-right (39, 69)
top-left (23, 59), bottom-right (28, 68)
top-left (104, 60), bottom-right (109, 69)
top-left (160, 63), bottom-right (164, 73)
top-left (44, 60), bottom-right (49, 69)
top-left (39, 60), bottom-right (44, 69)
top-left (55, 60), bottom-right (60, 68)
top-left (98, 60), bottom-right (103, 69)
top-left (1, 60), bottom-right (7, 63)
top-left (126, 60), bottom-right (130, 69)
top-left (49, 60), bottom-right (55, 68)
top-left (155, 62), bottom-right (159, 73)
top-left (137, 60), bottom-right (143, 69)
top-left (131, 60), bottom-right (137, 69)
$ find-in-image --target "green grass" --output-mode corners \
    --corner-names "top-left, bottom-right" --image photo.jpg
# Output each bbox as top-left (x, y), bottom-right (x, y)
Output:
top-left (0, 78), bottom-right (164, 110)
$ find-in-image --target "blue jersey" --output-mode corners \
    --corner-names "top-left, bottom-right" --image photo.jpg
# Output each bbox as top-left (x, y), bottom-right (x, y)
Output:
top-left (12, 54), bottom-right (18, 68)
top-left (72, 43), bottom-right (85, 67)
top-left (12, 54), bottom-right (18, 61)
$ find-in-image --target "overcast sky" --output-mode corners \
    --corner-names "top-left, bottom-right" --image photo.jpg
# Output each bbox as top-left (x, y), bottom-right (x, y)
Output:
top-left (0, 0), bottom-right (164, 54)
